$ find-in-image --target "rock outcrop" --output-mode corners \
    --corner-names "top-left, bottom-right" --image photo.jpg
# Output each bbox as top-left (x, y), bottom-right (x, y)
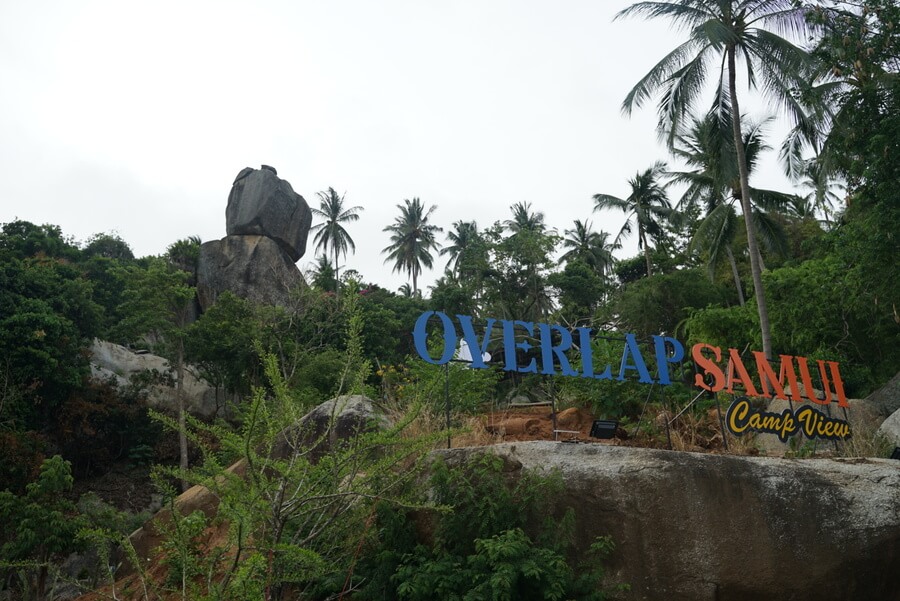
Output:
top-left (90, 340), bottom-right (219, 418)
top-left (197, 235), bottom-right (305, 309)
top-left (436, 442), bottom-right (900, 601)
top-left (197, 166), bottom-right (310, 311)
top-left (877, 408), bottom-right (900, 447)
top-left (226, 165), bottom-right (312, 262)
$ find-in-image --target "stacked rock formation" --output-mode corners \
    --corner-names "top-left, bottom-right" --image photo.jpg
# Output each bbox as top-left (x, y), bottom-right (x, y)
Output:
top-left (197, 166), bottom-right (312, 310)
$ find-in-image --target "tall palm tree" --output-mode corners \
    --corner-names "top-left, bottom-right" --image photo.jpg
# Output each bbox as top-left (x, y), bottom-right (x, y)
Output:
top-left (382, 198), bottom-right (442, 297)
top-left (617, 0), bottom-right (815, 358)
top-left (593, 162), bottom-right (678, 278)
top-left (669, 110), bottom-right (795, 305)
top-left (559, 219), bottom-right (618, 277)
top-left (310, 188), bottom-right (363, 293)
top-left (440, 220), bottom-right (480, 275)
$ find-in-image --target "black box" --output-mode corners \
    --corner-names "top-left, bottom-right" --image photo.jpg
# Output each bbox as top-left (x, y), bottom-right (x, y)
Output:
top-left (590, 419), bottom-right (618, 440)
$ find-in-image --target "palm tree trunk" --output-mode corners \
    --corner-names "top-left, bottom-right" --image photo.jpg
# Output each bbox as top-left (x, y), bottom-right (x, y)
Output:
top-left (640, 229), bottom-right (653, 277)
top-left (728, 46), bottom-right (773, 359)
top-left (333, 247), bottom-right (340, 297)
top-left (725, 246), bottom-right (745, 306)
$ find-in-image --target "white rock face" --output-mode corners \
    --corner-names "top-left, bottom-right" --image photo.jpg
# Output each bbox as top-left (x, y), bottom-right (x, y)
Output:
top-left (436, 442), bottom-right (900, 601)
top-left (90, 340), bottom-right (220, 418)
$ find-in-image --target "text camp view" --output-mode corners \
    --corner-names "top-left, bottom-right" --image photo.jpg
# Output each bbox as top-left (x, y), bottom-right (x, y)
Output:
top-left (412, 311), bottom-right (850, 409)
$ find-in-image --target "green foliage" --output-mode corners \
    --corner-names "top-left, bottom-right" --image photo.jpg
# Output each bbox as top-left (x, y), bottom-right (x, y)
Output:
top-left (133, 350), bottom-right (440, 600)
top-left (360, 454), bottom-right (616, 601)
top-left (556, 336), bottom-right (676, 419)
top-left (611, 268), bottom-right (729, 338)
top-left (0, 456), bottom-right (85, 599)
top-left (397, 359), bottom-right (501, 415)
top-left (0, 220), bottom-right (80, 262)
top-left (548, 260), bottom-right (608, 327)
top-left (185, 291), bottom-right (262, 397)
top-left (112, 256), bottom-right (194, 348)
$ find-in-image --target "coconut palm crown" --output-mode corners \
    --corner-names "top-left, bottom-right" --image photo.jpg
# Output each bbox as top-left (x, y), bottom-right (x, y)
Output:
top-left (382, 198), bottom-right (442, 297)
top-left (617, 0), bottom-right (816, 359)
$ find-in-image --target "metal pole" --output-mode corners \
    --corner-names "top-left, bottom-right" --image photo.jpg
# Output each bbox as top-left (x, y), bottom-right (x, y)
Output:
top-left (445, 362), bottom-right (451, 449)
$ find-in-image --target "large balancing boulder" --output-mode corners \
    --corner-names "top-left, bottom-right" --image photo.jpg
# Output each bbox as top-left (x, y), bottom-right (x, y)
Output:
top-left (197, 234), bottom-right (305, 310)
top-left (226, 165), bottom-right (312, 262)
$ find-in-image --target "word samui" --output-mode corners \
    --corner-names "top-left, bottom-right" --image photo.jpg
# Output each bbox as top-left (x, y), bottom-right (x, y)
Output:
top-left (412, 311), bottom-right (852, 441)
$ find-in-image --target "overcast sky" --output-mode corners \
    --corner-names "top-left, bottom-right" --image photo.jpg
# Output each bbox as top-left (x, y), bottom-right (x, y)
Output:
top-left (0, 0), bottom-right (796, 293)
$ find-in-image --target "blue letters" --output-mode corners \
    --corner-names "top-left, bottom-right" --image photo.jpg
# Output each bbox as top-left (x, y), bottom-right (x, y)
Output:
top-left (653, 335), bottom-right (685, 385)
top-left (412, 311), bottom-right (456, 365)
top-left (457, 314), bottom-right (495, 369)
top-left (539, 323), bottom-right (578, 376)
top-left (618, 333), bottom-right (654, 384)
top-left (501, 320), bottom-right (537, 373)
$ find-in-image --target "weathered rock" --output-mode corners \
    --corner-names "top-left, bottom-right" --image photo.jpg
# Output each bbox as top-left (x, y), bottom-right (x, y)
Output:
top-left (226, 166), bottom-right (312, 262)
top-left (436, 442), bottom-right (900, 601)
top-left (273, 395), bottom-right (390, 460)
top-left (196, 234), bottom-right (306, 310)
top-left (866, 371), bottom-right (900, 418)
top-left (90, 340), bottom-right (219, 418)
top-left (877, 408), bottom-right (900, 447)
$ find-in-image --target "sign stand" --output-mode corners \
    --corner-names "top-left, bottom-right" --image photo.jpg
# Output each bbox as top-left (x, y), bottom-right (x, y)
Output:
top-left (445, 362), bottom-right (451, 449)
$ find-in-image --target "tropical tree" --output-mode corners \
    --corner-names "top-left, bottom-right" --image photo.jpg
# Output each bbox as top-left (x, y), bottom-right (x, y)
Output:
top-left (593, 161), bottom-right (678, 278)
top-left (616, 0), bottom-right (815, 359)
top-left (311, 187), bottom-right (363, 293)
top-left (382, 198), bottom-right (442, 297)
top-left (440, 221), bottom-right (480, 275)
top-left (669, 111), bottom-right (795, 304)
top-left (306, 254), bottom-right (338, 292)
top-left (558, 219), bottom-right (618, 277)
top-left (505, 201), bottom-right (547, 234)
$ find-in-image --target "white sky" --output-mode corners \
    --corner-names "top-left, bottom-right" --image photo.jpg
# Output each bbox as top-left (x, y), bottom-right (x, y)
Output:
top-left (0, 0), bottom-right (797, 293)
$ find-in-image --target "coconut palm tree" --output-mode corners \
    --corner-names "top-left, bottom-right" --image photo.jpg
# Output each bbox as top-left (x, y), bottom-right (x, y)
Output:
top-left (559, 219), bottom-right (618, 277)
top-left (505, 201), bottom-right (547, 234)
top-left (310, 188), bottom-right (363, 293)
top-left (593, 162), bottom-right (678, 278)
top-left (440, 220), bottom-right (480, 275)
top-left (669, 110), bottom-right (796, 305)
top-left (382, 198), bottom-right (442, 297)
top-left (616, 0), bottom-right (815, 358)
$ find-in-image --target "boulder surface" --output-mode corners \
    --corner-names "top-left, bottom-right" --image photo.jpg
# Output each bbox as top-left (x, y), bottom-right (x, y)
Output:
top-left (437, 442), bottom-right (900, 601)
top-left (90, 340), bottom-right (219, 418)
top-left (197, 234), bottom-right (305, 310)
top-left (225, 166), bottom-right (312, 262)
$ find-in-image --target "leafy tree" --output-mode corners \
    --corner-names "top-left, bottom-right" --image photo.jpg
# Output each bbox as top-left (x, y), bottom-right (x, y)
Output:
top-left (82, 232), bottom-right (134, 260)
top-left (0, 456), bottom-right (86, 600)
top-left (114, 258), bottom-right (195, 490)
top-left (185, 292), bottom-right (262, 402)
top-left (482, 221), bottom-right (558, 323)
top-left (166, 236), bottom-right (202, 282)
top-left (0, 221), bottom-right (80, 262)
top-left (610, 268), bottom-right (729, 338)
top-left (547, 260), bottom-right (607, 327)
top-left (382, 198), bottom-right (442, 297)
top-left (311, 187), bottom-right (363, 293)
top-left (593, 162), bottom-right (678, 278)
top-left (617, 0), bottom-right (815, 359)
